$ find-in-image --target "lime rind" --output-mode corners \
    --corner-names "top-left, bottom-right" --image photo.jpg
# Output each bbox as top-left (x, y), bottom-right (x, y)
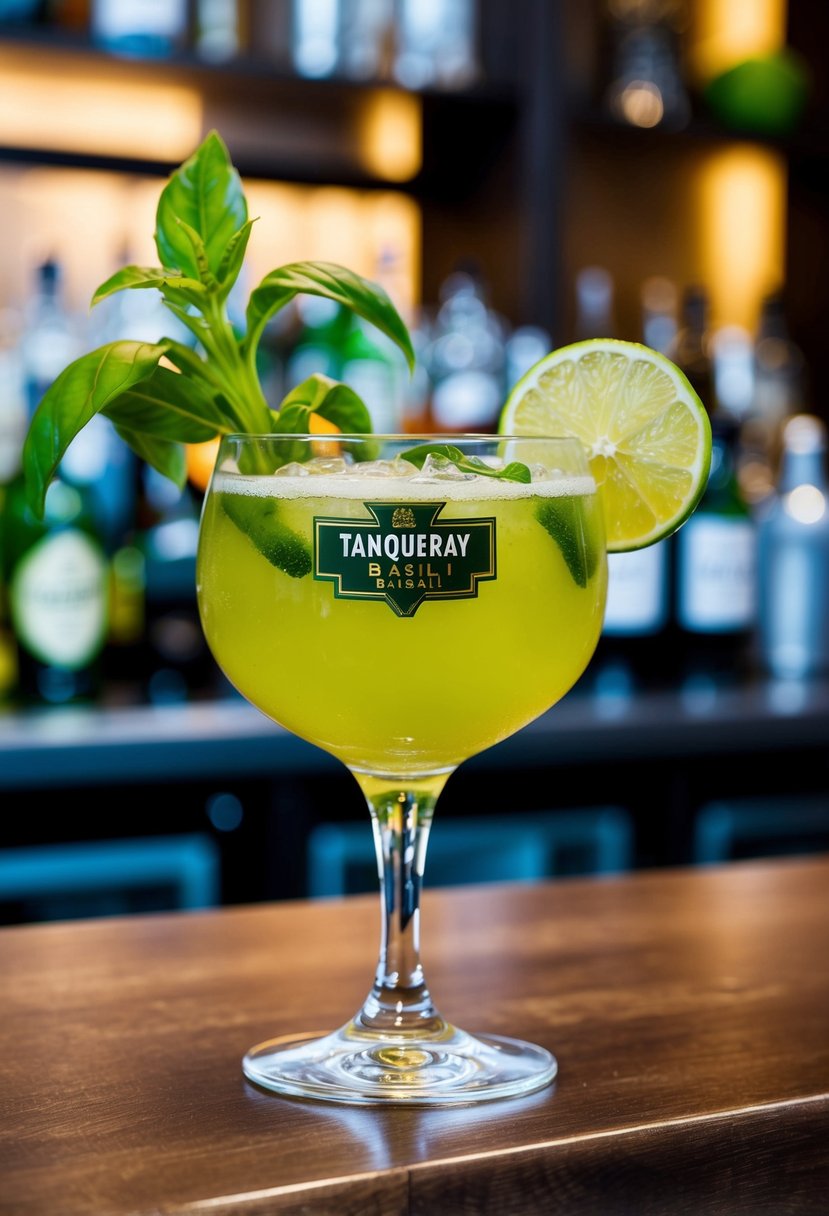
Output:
top-left (501, 339), bottom-right (712, 553)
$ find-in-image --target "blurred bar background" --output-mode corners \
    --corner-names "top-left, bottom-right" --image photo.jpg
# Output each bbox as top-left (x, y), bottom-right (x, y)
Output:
top-left (1, 0), bottom-right (828, 923)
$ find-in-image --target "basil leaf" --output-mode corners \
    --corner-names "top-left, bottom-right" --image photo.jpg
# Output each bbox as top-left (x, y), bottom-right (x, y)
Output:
top-left (91, 265), bottom-right (204, 307)
top-left (175, 218), bottom-right (217, 288)
top-left (274, 374), bottom-right (372, 433)
top-left (103, 367), bottom-right (231, 443)
top-left (155, 130), bottom-right (246, 279)
top-left (403, 444), bottom-right (532, 484)
top-left (112, 425), bottom-right (187, 489)
top-left (222, 494), bottom-right (312, 579)
top-left (535, 498), bottom-right (599, 589)
top-left (244, 261), bottom-right (415, 371)
top-left (23, 340), bottom-right (169, 518)
top-left (216, 219), bottom-right (256, 296)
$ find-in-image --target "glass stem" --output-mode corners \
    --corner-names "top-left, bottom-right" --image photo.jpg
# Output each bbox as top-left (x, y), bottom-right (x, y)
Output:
top-left (350, 771), bottom-right (451, 1038)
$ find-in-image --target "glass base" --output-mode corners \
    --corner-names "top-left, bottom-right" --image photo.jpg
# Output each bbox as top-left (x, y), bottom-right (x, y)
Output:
top-left (243, 1022), bottom-right (557, 1106)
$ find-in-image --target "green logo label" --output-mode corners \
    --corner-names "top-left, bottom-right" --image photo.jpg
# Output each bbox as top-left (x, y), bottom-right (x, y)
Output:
top-left (314, 501), bottom-right (496, 617)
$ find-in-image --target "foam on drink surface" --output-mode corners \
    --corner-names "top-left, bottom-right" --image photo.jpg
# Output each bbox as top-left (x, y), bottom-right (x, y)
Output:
top-left (214, 468), bottom-right (596, 502)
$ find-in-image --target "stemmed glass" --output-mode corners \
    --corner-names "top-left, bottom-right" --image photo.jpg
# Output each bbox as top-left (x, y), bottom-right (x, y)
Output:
top-left (197, 434), bottom-right (607, 1104)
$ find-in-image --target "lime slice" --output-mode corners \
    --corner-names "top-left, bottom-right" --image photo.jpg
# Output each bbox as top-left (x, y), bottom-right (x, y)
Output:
top-left (500, 338), bottom-right (712, 552)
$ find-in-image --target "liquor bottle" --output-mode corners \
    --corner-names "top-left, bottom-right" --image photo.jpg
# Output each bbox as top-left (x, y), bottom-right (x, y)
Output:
top-left (505, 326), bottom-right (552, 391)
top-left (339, 0), bottom-right (394, 80)
top-left (428, 268), bottom-right (506, 433)
top-left (640, 275), bottom-right (677, 356)
top-left (394, 0), bottom-right (479, 89)
top-left (675, 413), bottom-right (756, 683)
top-left (0, 310), bottom-right (28, 701)
top-left (2, 476), bottom-right (109, 704)
top-left (754, 292), bottom-right (805, 427)
top-left (2, 260), bottom-right (110, 704)
top-left (195, 0), bottom-right (243, 60)
top-left (90, 0), bottom-right (189, 56)
top-left (292, 0), bottom-right (341, 77)
top-left (284, 295), bottom-right (347, 390)
top-left (340, 315), bottom-right (404, 433)
top-left (573, 267), bottom-right (616, 341)
top-left (757, 415), bottom-right (829, 679)
top-left (604, 0), bottom-right (690, 130)
top-left (671, 285), bottom-right (714, 410)
top-left (582, 271), bottom-right (671, 690)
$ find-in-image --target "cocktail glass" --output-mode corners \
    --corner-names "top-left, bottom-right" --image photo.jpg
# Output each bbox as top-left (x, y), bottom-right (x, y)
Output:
top-left (197, 434), bottom-right (607, 1104)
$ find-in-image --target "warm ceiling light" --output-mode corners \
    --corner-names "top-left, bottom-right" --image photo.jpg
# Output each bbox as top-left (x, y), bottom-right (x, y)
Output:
top-left (0, 54), bottom-right (202, 161)
top-left (358, 89), bottom-right (422, 183)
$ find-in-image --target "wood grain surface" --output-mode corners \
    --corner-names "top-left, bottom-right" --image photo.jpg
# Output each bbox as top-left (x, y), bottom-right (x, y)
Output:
top-left (1, 857), bottom-right (828, 1215)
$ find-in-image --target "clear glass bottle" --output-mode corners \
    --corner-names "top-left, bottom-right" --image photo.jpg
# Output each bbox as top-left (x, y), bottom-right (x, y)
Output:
top-left (394, 0), bottom-right (479, 89)
top-left (758, 415), bottom-right (829, 679)
top-left (90, 0), bottom-right (189, 56)
top-left (428, 268), bottom-right (506, 433)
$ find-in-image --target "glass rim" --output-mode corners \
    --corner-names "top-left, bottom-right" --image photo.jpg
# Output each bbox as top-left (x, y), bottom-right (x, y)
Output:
top-left (220, 432), bottom-right (586, 446)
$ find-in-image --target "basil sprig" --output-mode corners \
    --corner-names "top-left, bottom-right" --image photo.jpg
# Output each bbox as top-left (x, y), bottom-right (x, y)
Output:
top-left (403, 443), bottom-right (531, 484)
top-left (22, 130), bottom-right (415, 518)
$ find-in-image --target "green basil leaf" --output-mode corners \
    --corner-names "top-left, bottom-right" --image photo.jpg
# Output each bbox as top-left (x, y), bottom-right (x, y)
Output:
top-left (112, 425), bottom-right (187, 489)
top-left (274, 374), bottom-right (372, 433)
top-left (222, 494), bottom-right (312, 579)
top-left (402, 444), bottom-right (532, 484)
top-left (155, 130), bottom-right (246, 279)
top-left (244, 261), bottom-right (415, 371)
top-left (23, 340), bottom-right (169, 518)
top-left (103, 366), bottom-right (231, 443)
top-left (535, 498), bottom-right (599, 589)
top-left (271, 375), bottom-right (376, 465)
top-left (160, 338), bottom-right (215, 383)
top-left (216, 219), bottom-right (256, 295)
top-left (175, 218), bottom-right (217, 288)
top-left (91, 265), bottom-right (204, 307)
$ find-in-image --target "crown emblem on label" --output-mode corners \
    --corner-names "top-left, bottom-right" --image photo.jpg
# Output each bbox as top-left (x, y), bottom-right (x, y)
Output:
top-left (391, 507), bottom-right (417, 529)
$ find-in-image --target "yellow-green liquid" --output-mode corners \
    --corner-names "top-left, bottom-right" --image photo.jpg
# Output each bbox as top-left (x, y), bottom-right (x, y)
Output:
top-left (198, 474), bottom-right (607, 776)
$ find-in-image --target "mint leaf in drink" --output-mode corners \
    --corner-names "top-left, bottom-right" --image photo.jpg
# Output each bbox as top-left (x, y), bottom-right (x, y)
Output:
top-left (535, 498), bottom-right (599, 588)
top-left (222, 494), bottom-right (312, 579)
top-left (22, 130), bottom-right (414, 516)
top-left (403, 444), bottom-right (532, 484)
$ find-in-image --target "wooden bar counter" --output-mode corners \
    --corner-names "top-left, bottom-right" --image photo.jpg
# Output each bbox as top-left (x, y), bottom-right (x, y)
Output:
top-left (1, 857), bottom-right (827, 1215)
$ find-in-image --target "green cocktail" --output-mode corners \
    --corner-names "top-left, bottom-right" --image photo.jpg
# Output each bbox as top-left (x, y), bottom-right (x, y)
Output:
top-left (197, 434), bottom-right (607, 1104)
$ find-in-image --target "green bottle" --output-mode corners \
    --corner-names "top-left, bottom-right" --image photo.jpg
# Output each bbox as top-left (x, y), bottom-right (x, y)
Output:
top-left (2, 475), bottom-right (109, 704)
top-left (2, 258), bottom-right (110, 704)
top-left (340, 314), bottom-right (405, 433)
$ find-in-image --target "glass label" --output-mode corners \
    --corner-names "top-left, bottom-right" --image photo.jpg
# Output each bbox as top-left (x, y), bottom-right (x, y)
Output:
top-left (314, 501), bottom-right (496, 617)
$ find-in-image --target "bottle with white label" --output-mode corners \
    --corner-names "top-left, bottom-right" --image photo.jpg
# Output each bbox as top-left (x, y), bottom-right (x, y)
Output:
top-left (589, 541), bottom-right (671, 691)
top-left (757, 415), bottom-right (829, 679)
top-left (675, 415), bottom-right (756, 682)
top-left (2, 475), bottom-right (108, 704)
top-left (2, 260), bottom-right (110, 703)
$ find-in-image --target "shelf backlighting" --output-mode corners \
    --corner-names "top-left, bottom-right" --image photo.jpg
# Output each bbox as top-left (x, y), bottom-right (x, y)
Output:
top-left (358, 89), bottom-right (422, 183)
top-left (0, 52), bottom-right (202, 161)
top-left (691, 0), bottom-right (786, 81)
top-left (697, 144), bottom-right (786, 330)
